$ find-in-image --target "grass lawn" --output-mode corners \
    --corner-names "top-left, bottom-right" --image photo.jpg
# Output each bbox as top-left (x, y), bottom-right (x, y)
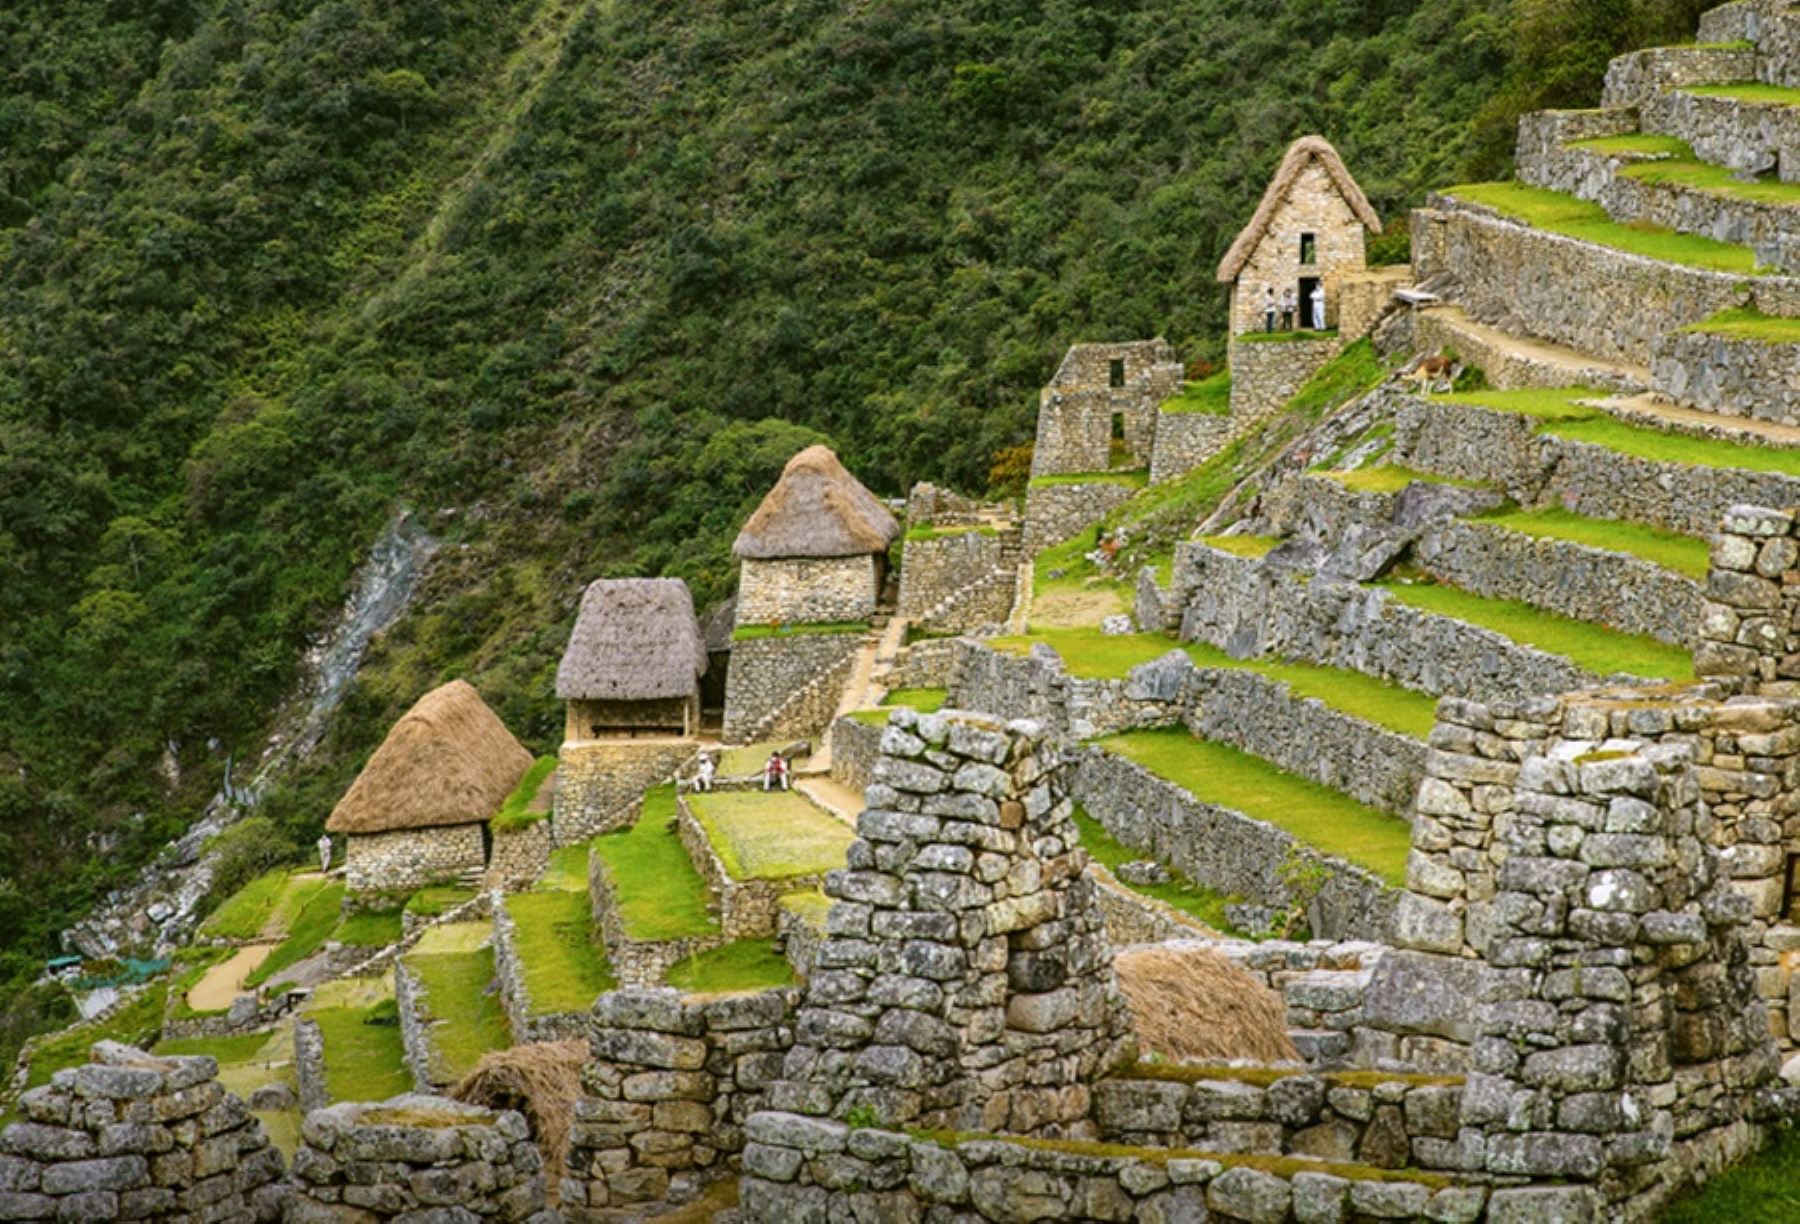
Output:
top-left (199, 869), bottom-right (291, 940)
top-left (491, 756), bottom-right (558, 833)
top-left (1028, 469), bottom-right (1150, 490)
top-left (685, 791), bottom-right (855, 881)
top-left (152, 1031), bottom-right (275, 1063)
top-left (310, 1003), bottom-right (411, 1103)
top-left (666, 939), bottom-right (796, 994)
top-left (333, 908), bottom-right (403, 949)
top-left (405, 947), bottom-right (511, 1081)
top-left (245, 879), bottom-right (346, 989)
top-left (905, 523), bottom-right (998, 542)
top-left (1099, 730), bottom-right (1412, 886)
top-left (1072, 806), bottom-right (1241, 933)
top-left (1377, 576), bottom-right (1696, 681)
top-left (732, 620), bottom-right (869, 642)
top-left (1475, 506), bottom-right (1710, 579)
top-left (1443, 182), bottom-right (1766, 273)
top-left (1434, 387), bottom-right (1800, 476)
top-left (506, 890), bottom-right (617, 1015)
top-left (1160, 371), bottom-right (1231, 415)
top-left (987, 631), bottom-right (1440, 738)
top-left (1199, 534), bottom-right (1278, 558)
top-left (540, 839), bottom-right (593, 893)
top-left (592, 785), bottom-right (719, 941)
top-left (883, 687), bottom-right (947, 713)
top-left (1320, 465), bottom-right (1475, 493)
top-left (1237, 328), bottom-right (1339, 345)
top-left (1570, 132), bottom-right (1693, 159)
top-left (1685, 81), bottom-right (1800, 106)
top-left (1662, 1125), bottom-right (1800, 1222)
top-left (1688, 306), bottom-right (1800, 344)
top-left (406, 885), bottom-right (479, 918)
top-left (23, 980), bottom-right (171, 1090)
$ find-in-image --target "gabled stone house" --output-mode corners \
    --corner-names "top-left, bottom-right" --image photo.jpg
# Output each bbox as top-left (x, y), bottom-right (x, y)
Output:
top-left (326, 679), bottom-right (534, 895)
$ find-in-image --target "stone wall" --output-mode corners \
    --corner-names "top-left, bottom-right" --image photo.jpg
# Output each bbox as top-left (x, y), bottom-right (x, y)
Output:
top-left (295, 1017), bottom-right (329, 1112)
top-left (1695, 504), bottom-right (1800, 691)
top-left (1601, 44), bottom-right (1760, 107)
top-left (954, 641), bottom-right (1183, 744)
top-left (344, 824), bottom-right (484, 895)
top-left (735, 555), bottom-right (879, 626)
top-left (1090, 868), bottom-right (1217, 947)
top-left (1227, 158), bottom-right (1371, 338)
top-left (827, 714), bottom-right (883, 797)
top-left (677, 795), bottom-right (835, 940)
top-left (286, 1094), bottom-right (546, 1221)
top-left (897, 526), bottom-right (1018, 633)
top-left (1652, 326), bottom-right (1800, 426)
top-left (553, 739), bottom-right (697, 845)
top-left (1030, 340), bottom-right (1183, 477)
top-left (1414, 519), bottom-right (1702, 647)
top-left (1337, 266), bottom-right (1412, 343)
top-left (1642, 86), bottom-right (1800, 183)
top-left (1200, 938), bottom-right (1392, 1066)
top-left (1702, 0), bottom-right (1800, 89)
top-left (1389, 391), bottom-right (1800, 537)
top-left (1412, 201), bottom-right (1800, 368)
top-left (1094, 1066), bottom-right (1466, 1169)
top-left (0, 1041), bottom-right (287, 1223)
top-left (485, 820), bottom-right (551, 891)
top-left (1414, 303), bottom-right (1646, 392)
top-left (739, 1113), bottom-right (1486, 1224)
top-left (1021, 479), bottom-right (1138, 554)
top-left (1071, 749), bottom-right (1397, 944)
top-left (393, 957), bottom-right (439, 1093)
top-left (1148, 409), bottom-right (1233, 484)
top-left (588, 844), bottom-right (728, 988)
top-left (491, 892), bottom-right (588, 1043)
top-left (561, 987), bottom-right (798, 1219)
top-left (722, 631), bottom-right (864, 745)
top-left (885, 635), bottom-right (965, 691)
top-left (1228, 334), bottom-right (1342, 425)
top-left (905, 482), bottom-right (993, 526)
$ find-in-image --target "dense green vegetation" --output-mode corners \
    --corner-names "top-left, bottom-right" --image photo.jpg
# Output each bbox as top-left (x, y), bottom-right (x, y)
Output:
top-left (0, 0), bottom-right (1717, 1068)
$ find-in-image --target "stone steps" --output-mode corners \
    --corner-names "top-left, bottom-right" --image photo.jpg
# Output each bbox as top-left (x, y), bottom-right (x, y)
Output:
top-left (1412, 304), bottom-right (1648, 392)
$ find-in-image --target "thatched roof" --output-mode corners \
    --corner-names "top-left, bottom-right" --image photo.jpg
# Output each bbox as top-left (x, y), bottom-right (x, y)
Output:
top-left (1115, 943), bottom-right (1301, 1064)
top-left (733, 445), bottom-right (900, 560)
top-left (555, 579), bottom-right (706, 702)
top-left (1216, 135), bottom-right (1382, 283)
top-left (326, 680), bottom-right (534, 835)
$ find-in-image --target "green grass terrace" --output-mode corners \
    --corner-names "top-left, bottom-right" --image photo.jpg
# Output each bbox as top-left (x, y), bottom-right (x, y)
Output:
top-left (505, 890), bottom-right (618, 1015)
top-left (849, 686), bottom-right (949, 726)
top-left (1570, 133), bottom-right (1800, 209)
top-left (1073, 805), bottom-right (1242, 934)
top-left (1159, 370), bottom-right (1231, 415)
top-left (404, 946), bottom-right (512, 1082)
top-left (666, 938), bottom-right (796, 995)
top-left (1472, 506), bottom-right (1709, 580)
top-left (591, 785), bottom-right (720, 942)
top-left (1027, 469), bottom-right (1150, 490)
top-left (1432, 387), bottom-right (1800, 474)
top-left (1687, 306), bottom-right (1800, 344)
top-left (1441, 182), bottom-right (1769, 274)
top-left (685, 791), bottom-right (855, 881)
top-left (1317, 465), bottom-right (1478, 494)
top-left (1376, 574), bottom-right (1696, 682)
top-left (1098, 729), bottom-right (1412, 886)
top-left (985, 629), bottom-right (1440, 739)
top-left (308, 1001), bottom-right (411, 1103)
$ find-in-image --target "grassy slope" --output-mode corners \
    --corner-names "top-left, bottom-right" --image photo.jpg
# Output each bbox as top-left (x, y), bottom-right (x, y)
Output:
top-left (506, 890), bottom-right (617, 1014)
top-left (1099, 729), bottom-right (1412, 885)
top-left (591, 785), bottom-right (719, 941)
top-left (666, 939), bottom-right (795, 995)
top-left (310, 1004), bottom-right (411, 1103)
top-left (407, 947), bottom-right (511, 1080)
top-left (245, 880), bottom-right (348, 989)
top-left (198, 870), bottom-right (292, 941)
top-left (1161, 372), bottom-right (1232, 416)
top-left (1443, 181), bottom-right (1765, 272)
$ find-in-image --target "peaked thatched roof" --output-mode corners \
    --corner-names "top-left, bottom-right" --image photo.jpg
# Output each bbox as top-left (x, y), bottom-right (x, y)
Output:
top-left (733, 445), bottom-right (900, 560)
top-left (327, 680), bottom-right (534, 835)
top-left (555, 578), bottom-right (706, 702)
top-left (1216, 135), bottom-right (1382, 283)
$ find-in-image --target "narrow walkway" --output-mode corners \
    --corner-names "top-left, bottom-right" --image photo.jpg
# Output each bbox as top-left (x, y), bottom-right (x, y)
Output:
top-left (187, 944), bottom-right (275, 1012)
top-left (811, 619), bottom-right (905, 772)
top-left (795, 776), bottom-right (864, 828)
top-left (1419, 305), bottom-right (1649, 389)
top-left (1600, 392), bottom-right (1800, 449)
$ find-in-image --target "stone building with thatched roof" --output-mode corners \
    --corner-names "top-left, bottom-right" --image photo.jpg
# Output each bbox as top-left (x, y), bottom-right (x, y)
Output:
top-left (1217, 134), bottom-right (1382, 339)
top-left (723, 445), bottom-right (899, 744)
top-left (327, 679), bottom-right (535, 894)
top-left (556, 578), bottom-right (707, 741)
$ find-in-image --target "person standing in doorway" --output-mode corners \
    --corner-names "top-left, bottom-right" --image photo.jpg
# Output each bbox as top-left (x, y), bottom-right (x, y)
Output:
top-left (1310, 282), bottom-right (1327, 331)
top-left (1262, 285), bottom-right (1276, 333)
top-left (1280, 286), bottom-right (1297, 332)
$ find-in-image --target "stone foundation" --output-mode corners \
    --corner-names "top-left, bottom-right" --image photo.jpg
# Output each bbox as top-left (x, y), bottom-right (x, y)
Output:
top-left (736, 555), bottom-right (879, 626)
top-left (0, 1041), bottom-right (287, 1222)
top-left (553, 739), bottom-right (697, 845)
top-left (1229, 334), bottom-right (1343, 425)
top-left (343, 824), bottom-right (484, 895)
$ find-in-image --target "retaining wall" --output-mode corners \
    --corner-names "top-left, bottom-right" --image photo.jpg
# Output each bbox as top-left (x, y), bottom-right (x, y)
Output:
top-left (722, 631), bottom-right (864, 745)
top-left (1022, 480), bottom-right (1138, 554)
top-left (1652, 325), bottom-right (1800, 425)
top-left (676, 796), bottom-right (834, 940)
top-left (1229, 334), bottom-right (1342, 425)
top-left (491, 894), bottom-right (589, 1043)
top-left (1149, 410), bottom-right (1233, 484)
top-left (587, 844), bottom-right (728, 989)
top-left (827, 714), bottom-right (883, 796)
top-left (554, 739), bottom-right (697, 845)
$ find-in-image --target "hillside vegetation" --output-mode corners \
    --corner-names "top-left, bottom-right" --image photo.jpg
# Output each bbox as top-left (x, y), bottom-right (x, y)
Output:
top-left (0, 0), bottom-right (1710, 1055)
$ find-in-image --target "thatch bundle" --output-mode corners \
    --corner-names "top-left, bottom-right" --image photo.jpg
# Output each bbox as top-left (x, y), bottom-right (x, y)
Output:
top-left (1215, 135), bottom-right (1381, 283)
top-left (555, 578), bottom-right (706, 702)
top-left (1114, 943), bottom-right (1301, 1064)
top-left (732, 445), bottom-right (900, 560)
top-left (326, 680), bottom-right (534, 835)
top-left (454, 1041), bottom-right (586, 1185)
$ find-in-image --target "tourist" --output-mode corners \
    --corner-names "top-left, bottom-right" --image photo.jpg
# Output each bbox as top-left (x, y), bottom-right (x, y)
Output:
top-left (1262, 284), bottom-right (1276, 333)
top-left (317, 833), bottom-right (332, 873)
top-left (1280, 285), bottom-right (1296, 332)
top-left (763, 752), bottom-right (789, 792)
top-left (1310, 282), bottom-right (1326, 331)
top-left (693, 753), bottom-right (715, 792)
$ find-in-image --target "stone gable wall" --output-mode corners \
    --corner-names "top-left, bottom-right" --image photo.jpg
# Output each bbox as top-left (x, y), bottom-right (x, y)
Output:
top-left (0, 1041), bottom-right (287, 1223)
top-left (1031, 340), bottom-right (1183, 478)
top-left (344, 824), bottom-right (484, 895)
top-left (735, 555), bottom-right (879, 627)
top-left (1228, 160), bottom-right (1370, 338)
top-left (553, 739), bottom-right (697, 845)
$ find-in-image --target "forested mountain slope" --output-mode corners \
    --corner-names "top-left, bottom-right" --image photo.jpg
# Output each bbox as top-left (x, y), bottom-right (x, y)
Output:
top-left (0, 0), bottom-right (1707, 1049)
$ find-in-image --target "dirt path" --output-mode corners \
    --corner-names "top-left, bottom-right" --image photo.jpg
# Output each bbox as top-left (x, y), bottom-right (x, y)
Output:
top-left (187, 944), bottom-right (275, 1012)
top-left (795, 776), bottom-right (864, 827)
top-left (1602, 393), bottom-right (1800, 449)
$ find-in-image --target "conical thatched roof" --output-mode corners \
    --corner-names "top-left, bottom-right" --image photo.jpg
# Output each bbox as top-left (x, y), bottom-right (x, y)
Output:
top-left (327, 680), bottom-right (534, 834)
top-left (732, 445), bottom-right (900, 560)
top-left (1216, 135), bottom-right (1382, 283)
top-left (555, 578), bottom-right (706, 702)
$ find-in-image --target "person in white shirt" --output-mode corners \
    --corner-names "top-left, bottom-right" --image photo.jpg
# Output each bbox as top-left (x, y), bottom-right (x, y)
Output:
top-left (1310, 283), bottom-right (1327, 331)
top-left (317, 834), bottom-right (332, 873)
